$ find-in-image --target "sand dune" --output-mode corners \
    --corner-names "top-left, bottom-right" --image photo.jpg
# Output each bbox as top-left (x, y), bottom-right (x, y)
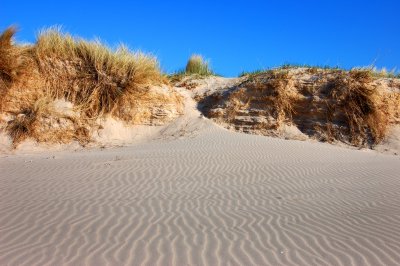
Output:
top-left (2, 110), bottom-right (400, 265)
top-left (1, 85), bottom-right (400, 265)
top-left (2, 26), bottom-right (400, 265)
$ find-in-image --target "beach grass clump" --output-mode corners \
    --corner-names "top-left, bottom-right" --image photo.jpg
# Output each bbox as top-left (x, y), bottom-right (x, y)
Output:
top-left (0, 27), bottom-right (20, 87)
top-left (0, 27), bottom-right (33, 110)
top-left (6, 107), bottom-right (37, 145)
top-left (185, 54), bottom-right (213, 76)
top-left (34, 28), bottom-right (166, 117)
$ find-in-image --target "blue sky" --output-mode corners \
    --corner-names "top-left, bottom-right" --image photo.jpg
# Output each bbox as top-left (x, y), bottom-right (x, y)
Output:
top-left (1, 0), bottom-right (399, 76)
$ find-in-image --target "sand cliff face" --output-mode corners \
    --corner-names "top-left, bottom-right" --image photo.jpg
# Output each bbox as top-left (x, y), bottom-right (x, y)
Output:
top-left (194, 69), bottom-right (400, 149)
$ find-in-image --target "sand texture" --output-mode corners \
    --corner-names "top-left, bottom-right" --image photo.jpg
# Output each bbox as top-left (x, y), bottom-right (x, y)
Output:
top-left (1, 81), bottom-right (400, 265)
top-left (2, 121), bottom-right (400, 265)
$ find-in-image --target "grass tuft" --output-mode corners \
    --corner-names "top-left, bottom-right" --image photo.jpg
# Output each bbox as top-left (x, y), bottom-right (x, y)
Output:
top-left (185, 54), bottom-right (213, 76)
top-left (6, 108), bottom-right (37, 146)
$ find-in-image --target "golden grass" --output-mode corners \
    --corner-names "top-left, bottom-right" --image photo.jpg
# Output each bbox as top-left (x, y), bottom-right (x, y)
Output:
top-left (0, 26), bottom-right (181, 147)
top-left (6, 108), bottom-right (37, 145)
top-left (34, 28), bottom-right (165, 116)
top-left (0, 27), bottom-right (18, 86)
top-left (0, 27), bottom-right (32, 111)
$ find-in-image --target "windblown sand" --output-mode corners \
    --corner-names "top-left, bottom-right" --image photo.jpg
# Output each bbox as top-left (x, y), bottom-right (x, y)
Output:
top-left (1, 122), bottom-right (400, 265)
top-left (1, 87), bottom-right (400, 265)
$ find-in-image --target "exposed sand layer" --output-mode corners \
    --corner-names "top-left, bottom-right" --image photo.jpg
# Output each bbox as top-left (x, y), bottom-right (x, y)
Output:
top-left (2, 97), bottom-right (400, 265)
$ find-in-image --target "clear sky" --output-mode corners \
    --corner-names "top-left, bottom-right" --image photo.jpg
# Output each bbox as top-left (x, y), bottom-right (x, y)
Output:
top-left (1, 0), bottom-right (399, 77)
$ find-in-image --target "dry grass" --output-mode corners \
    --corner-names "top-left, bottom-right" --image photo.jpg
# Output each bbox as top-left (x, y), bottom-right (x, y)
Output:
top-left (5, 97), bottom-right (92, 147)
top-left (6, 98), bottom-right (52, 146)
top-left (0, 26), bottom-right (182, 147)
top-left (0, 27), bottom-right (32, 111)
top-left (0, 27), bottom-right (18, 86)
top-left (34, 28), bottom-right (165, 117)
top-left (325, 69), bottom-right (389, 146)
top-left (6, 108), bottom-right (37, 146)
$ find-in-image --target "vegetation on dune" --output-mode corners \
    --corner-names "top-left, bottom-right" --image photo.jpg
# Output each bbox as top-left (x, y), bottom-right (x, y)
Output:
top-left (169, 54), bottom-right (215, 83)
top-left (0, 27), bottom-right (18, 87)
top-left (239, 69), bottom-right (269, 78)
top-left (0, 26), bottom-right (182, 147)
top-left (185, 54), bottom-right (213, 76)
top-left (0, 27), bottom-right (32, 110)
top-left (239, 64), bottom-right (400, 79)
top-left (239, 64), bottom-right (343, 78)
top-left (34, 28), bottom-right (167, 116)
top-left (322, 69), bottom-right (390, 145)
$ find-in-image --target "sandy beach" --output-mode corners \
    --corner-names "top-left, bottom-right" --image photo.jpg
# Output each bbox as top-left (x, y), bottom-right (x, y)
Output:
top-left (2, 107), bottom-right (400, 265)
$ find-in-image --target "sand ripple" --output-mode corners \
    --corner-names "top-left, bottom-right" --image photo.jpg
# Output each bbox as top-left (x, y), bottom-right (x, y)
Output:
top-left (1, 130), bottom-right (400, 265)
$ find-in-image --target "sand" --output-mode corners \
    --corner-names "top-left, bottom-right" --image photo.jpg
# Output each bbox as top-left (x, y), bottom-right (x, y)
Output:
top-left (1, 86), bottom-right (400, 265)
